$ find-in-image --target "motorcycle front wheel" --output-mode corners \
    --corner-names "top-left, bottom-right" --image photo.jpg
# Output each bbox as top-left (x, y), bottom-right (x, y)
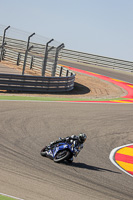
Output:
top-left (53, 150), bottom-right (71, 163)
top-left (40, 146), bottom-right (47, 157)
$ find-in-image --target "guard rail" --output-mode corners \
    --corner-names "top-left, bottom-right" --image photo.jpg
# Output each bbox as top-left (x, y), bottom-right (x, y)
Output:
top-left (0, 36), bottom-right (75, 92)
top-left (0, 73), bottom-right (75, 92)
top-left (59, 49), bottom-right (133, 72)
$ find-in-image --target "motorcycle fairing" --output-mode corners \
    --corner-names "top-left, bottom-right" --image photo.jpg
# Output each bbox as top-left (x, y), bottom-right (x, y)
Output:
top-left (52, 142), bottom-right (73, 157)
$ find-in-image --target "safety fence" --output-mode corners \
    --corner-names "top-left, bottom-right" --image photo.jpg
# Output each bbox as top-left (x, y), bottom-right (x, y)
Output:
top-left (59, 48), bottom-right (133, 72)
top-left (0, 25), bottom-right (75, 92)
top-left (1, 38), bottom-right (73, 77)
top-left (0, 73), bottom-right (74, 92)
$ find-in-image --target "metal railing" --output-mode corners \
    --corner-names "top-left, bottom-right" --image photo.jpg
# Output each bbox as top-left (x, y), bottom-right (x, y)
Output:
top-left (0, 43), bottom-right (73, 77)
top-left (1, 25), bottom-right (133, 74)
top-left (0, 25), bottom-right (75, 92)
top-left (0, 73), bottom-right (75, 92)
top-left (59, 49), bottom-right (133, 72)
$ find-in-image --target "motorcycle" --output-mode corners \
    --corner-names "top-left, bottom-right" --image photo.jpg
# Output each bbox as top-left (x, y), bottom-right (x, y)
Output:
top-left (40, 141), bottom-right (81, 163)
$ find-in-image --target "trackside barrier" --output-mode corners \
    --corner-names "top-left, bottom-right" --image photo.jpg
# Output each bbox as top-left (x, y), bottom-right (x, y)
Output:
top-left (0, 36), bottom-right (74, 77)
top-left (0, 27), bottom-right (75, 92)
top-left (2, 35), bottom-right (133, 73)
top-left (1, 33), bottom-right (133, 73)
top-left (2, 48), bottom-right (73, 77)
top-left (59, 49), bottom-right (133, 72)
top-left (0, 73), bottom-right (75, 92)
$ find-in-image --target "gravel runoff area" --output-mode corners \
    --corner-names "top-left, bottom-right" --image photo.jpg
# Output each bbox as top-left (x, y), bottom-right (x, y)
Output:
top-left (0, 61), bottom-right (127, 99)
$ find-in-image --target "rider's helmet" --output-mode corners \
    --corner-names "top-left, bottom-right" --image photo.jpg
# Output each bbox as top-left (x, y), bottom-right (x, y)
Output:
top-left (78, 133), bottom-right (87, 143)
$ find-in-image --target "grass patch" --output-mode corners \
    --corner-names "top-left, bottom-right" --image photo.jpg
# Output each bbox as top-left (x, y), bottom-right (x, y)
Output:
top-left (0, 95), bottom-right (128, 102)
top-left (0, 195), bottom-right (16, 200)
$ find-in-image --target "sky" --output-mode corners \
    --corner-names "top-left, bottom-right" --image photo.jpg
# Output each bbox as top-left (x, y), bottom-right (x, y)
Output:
top-left (0, 0), bottom-right (133, 61)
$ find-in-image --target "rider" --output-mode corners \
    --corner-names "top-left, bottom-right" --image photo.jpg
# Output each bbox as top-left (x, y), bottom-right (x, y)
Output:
top-left (47, 133), bottom-right (87, 161)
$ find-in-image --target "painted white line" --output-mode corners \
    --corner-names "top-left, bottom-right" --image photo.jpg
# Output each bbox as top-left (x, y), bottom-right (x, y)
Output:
top-left (109, 143), bottom-right (133, 177)
top-left (0, 193), bottom-right (24, 200)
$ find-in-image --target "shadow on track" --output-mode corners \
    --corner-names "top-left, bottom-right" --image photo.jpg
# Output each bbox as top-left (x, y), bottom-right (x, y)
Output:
top-left (65, 162), bottom-right (121, 174)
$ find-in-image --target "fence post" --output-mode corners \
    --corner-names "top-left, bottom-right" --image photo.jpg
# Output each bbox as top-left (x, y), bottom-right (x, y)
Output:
top-left (42, 38), bottom-right (54, 76)
top-left (59, 66), bottom-right (63, 77)
top-left (17, 53), bottom-right (21, 65)
top-left (30, 56), bottom-right (34, 69)
top-left (0, 25), bottom-right (10, 62)
top-left (66, 70), bottom-right (69, 77)
top-left (22, 32), bottom-right (35, 75)
top-left (52, 43), bottom-right (65, 76)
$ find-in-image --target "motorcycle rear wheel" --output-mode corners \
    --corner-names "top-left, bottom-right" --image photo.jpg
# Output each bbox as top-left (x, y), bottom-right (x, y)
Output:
top-left (54, 150), bottom-right (71, 163)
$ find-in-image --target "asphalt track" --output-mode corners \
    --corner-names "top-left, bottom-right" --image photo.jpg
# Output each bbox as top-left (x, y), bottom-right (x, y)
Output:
top-left (0, 62), bottom-right (133, 200)
top-left (59, 60), bottom-right (133, 84)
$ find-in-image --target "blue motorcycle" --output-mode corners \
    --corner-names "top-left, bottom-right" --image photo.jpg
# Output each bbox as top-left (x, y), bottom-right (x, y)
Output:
top-left (40, 141), bottom-right (81, 163)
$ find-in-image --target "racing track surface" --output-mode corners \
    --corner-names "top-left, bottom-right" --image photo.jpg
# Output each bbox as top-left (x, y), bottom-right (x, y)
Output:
top-left (0, 102), bottom-right (133, 200)
top-left (59, 60), bottom-right (133, 84)
top-left (0, 62), bottom-right (133, 200)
